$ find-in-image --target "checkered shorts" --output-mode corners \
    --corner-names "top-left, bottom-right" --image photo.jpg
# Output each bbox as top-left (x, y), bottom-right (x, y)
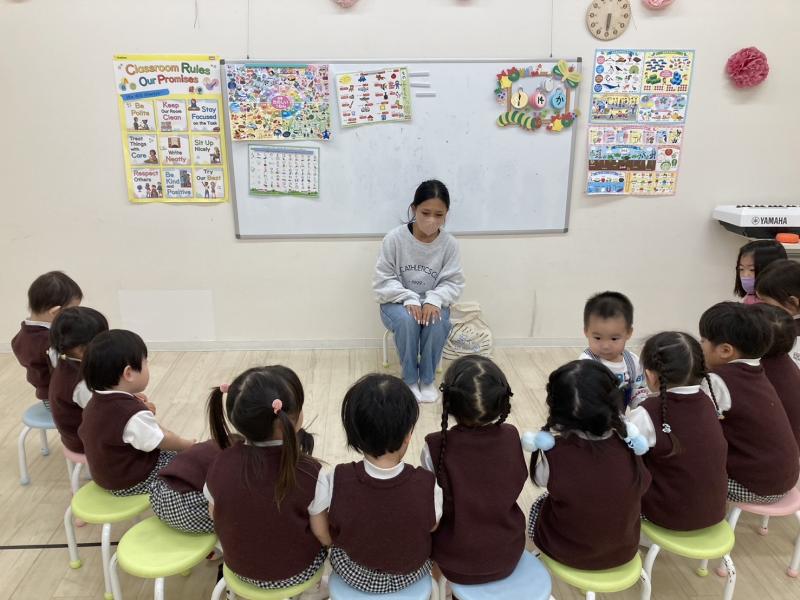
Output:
top-left (234, 548), bottom-right (327, 590)
top-left (110, 451), bottom-right (177, 497)
top-left (727, 478), bottom-right (787, 504)
top-left (149, 478), bottom-right (214, 534)
top-left (329, 546), bottom-right (431, 594)
top-left (526, 493), bottom-right (548, 542)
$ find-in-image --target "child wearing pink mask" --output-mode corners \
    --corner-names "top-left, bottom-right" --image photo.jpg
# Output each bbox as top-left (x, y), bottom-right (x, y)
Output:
top-left (373, 180), bottom-right (465, 404)
top-left (734, 240), bottom-right (786, 305)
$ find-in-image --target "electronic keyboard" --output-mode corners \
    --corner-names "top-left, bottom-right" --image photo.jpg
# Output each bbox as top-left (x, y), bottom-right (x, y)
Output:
top-left (713, 204), bottom-right (800, 238)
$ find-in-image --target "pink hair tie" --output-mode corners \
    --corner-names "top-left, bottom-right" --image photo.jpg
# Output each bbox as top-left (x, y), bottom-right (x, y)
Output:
top-left (219, 383), bottom-right (230, 393)
top-left (272, 398), bottom-right (283, 414)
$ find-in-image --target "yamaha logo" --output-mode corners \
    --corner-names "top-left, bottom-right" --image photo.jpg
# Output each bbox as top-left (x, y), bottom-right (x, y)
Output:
top-left (751, 216), bottom-right (760, 225)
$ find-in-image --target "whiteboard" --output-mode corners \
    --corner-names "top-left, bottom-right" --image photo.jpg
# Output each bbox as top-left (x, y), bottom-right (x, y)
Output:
top-left (222, 59), bottom-right (582, 238)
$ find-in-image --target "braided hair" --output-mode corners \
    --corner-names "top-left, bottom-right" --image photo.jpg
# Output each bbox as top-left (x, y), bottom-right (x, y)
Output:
top-left (531, 360), bottom-right (634, 481)
top-left (436, 355), bottom-right (513, 499)
top-left (640, 332), bottom-right (720, 458)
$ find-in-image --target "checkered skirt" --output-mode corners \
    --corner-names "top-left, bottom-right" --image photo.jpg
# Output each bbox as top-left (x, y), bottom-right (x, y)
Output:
top-left (526, 492), bottom-right (548, 542)
top-left (235, 548), bottom-right (328, 590)
top-left (329, 546), bottom-right (431, 594)
top-left (149, 478), bottom-right (214, 534)
top-left (110, 450), bottom-right (176, 497)
top-left (727, 478), bottom-right (787, 504)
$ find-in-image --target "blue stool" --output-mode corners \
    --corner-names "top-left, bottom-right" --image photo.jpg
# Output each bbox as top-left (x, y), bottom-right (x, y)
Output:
top-left (18, 402), bottom-right (55, 485)
top-left (443, 552), bottom-right (553, 600)
top-left (330, 572), bottom-right (437, 599)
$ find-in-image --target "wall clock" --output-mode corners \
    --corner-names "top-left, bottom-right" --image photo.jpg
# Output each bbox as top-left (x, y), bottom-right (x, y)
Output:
top-left (586, 0), bottom-right (631, 41)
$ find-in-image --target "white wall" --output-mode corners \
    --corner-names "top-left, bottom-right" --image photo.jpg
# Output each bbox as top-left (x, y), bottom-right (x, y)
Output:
top-left (1, 0), bottom-right (796, 348)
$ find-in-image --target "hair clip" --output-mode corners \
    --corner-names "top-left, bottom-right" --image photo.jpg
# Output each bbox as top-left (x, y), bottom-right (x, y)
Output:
top-left (661, 422), bottom-right (672, 434)
top-left (521, 430), bottom-right (555, 452)
top-left (272, 398), bottom-right (283, 414)
top-left (623, 422), bottom-right (649, 456)
top-left (219, 383), bottom-right (230, 393)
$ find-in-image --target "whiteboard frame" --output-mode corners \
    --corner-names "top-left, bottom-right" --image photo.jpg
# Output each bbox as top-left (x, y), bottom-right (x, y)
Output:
top-left (221, 58), bottom-right (582, 239)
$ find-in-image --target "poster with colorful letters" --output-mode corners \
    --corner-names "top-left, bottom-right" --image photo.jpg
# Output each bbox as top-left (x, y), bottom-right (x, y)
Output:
top-left (225, 64), bottom-right (331, 141)
top-left (587, 49), bottom-right (693, 196)
top-left (114, 54), bottom-right (230, 203)
top-left (335, 67), bottom-right (412, 127)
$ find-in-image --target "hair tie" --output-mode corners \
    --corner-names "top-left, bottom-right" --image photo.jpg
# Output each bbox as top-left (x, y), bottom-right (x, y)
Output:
top-left (623, 422), bottom-right (649, 455)
top-left (521, 430), bottom-right (555, 452)
top-left (272, 398), bottom-right (283, 414)
top-left (219, 383), bottom-right (229, 394)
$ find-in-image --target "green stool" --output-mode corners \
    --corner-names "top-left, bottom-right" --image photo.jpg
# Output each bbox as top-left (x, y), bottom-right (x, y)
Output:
top-left (211, 563), bottom-right (324, 600)
top-left (63, 482), bottom-right (150, 600)
top-left (641, 520), bottom-right (735, 600)
top-left (108, 516), bottom-right (217, 600)
top-left (539, 552), bottom-right (651, 600)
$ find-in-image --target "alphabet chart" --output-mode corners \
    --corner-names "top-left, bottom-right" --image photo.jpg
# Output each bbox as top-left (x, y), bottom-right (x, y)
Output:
top-left (587, 49), bottom-right (693, 196)
top-left (114, 54), bottom-right (229, 203)
top-left (248, 146), bottom-right (320, 196)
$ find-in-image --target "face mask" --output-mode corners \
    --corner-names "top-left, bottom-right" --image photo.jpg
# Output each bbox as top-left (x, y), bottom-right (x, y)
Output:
top-left (415, 217), bottom-right (440, 236)
top-left (740, 276), bottom-right (755, 294)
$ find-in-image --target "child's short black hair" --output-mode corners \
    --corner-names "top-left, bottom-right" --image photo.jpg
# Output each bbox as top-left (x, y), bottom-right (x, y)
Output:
top-left (341, 374), bottom-right (419, 457)
top-left (752, 304), bottom-right (796, 357)
top-left (83, 329), bottom-right (148, 391)
top-left (755, 259), bottom-right (800, 309)
top-left (50, 307), bottom-right (108, 355)
top-left (699, 302), bottom-right (772, 359)
top-left (734, 240), bottom-right (788, 297)
top-left (583, 291), bottom-right (634, 329)
top-left (28, 271), bottom-right (82, 314)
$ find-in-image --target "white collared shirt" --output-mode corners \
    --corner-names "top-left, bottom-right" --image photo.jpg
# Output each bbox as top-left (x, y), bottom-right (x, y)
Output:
top-left (700, 358), bottom-right (761, 415)
top-left (627, 385), bottom-right (714, 447)
top-left (94, 389), bottom-right (164, 452)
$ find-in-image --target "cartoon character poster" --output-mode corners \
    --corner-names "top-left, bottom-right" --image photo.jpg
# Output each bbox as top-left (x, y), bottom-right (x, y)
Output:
top-left (225, 64), bottom-right (331, 141)
top-left (587, 49), bottom-right (693, 196)
top-left (114, 54), bottom-right (230, 203)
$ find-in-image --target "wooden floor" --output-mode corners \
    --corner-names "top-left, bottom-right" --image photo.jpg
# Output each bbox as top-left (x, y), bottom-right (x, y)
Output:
top-left (1, 347), bottom-right (798, 599)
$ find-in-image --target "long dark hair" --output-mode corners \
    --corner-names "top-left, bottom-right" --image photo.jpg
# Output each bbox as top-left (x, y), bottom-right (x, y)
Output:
top-left (734, 240), bottom-right (787, 297)
top-left (532, 360), bottom-right (645, 483)
top-left (640, 332), bottom-right (720, 458)
top-left (407, 179), bottom-right (450, 221)
top-left (437, 355), bottom-right (512, 497)
top-left (207, 365), bottom-right (312, 504)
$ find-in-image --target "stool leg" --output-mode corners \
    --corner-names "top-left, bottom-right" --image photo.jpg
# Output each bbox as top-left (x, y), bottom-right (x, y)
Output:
top-left (63, 505), bottom-right (82, 568)
top-left (721, 554), bottom-right (736, 600)
top-left (154, 577), bottom-right (165, 600)
top-left (71, 463), bottom-right (83, 495)
top-left (429, 575), bottom-right (440, 600)
top-left (697, 559), bottom-right (709, 577)
top-left (642, 543), bottom-right (661, 581)
top-left (382, 330), bottom-right (390, 367)
top-left (717, 507), bottom-right (743, 576)
top-left (39, 428), bottom-right (50, 456)
top-left (101, 522), bottom-right (113, 600)
top-left (759, 514), bottom-right (770, 535)
top-left (18, 425), bottom-right (31, 485)
top-left (585, 592), bottom-right (596, 600)
top-left (109, 552), bottom-right (123, 600)
top-left (788, 511), bottom-right (800, 577)
top-left (640, 567), bottom-right (652, 600)
top-left (211, 577), bottom-right (227, 600)
top-left (65, 458), bottom-right (75, 489)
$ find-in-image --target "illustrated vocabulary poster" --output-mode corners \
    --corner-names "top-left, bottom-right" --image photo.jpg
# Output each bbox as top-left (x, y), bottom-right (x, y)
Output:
top-left (335, 67), bottom-right (412, 127)
top-left (248, 146), bottom-right (319, 196)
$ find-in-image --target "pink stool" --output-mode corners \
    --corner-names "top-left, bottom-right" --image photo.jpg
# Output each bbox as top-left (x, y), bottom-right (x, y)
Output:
top-left (62, 447), bottom-right (88, 527)
top-left (717, 487), bottom-right (800, 578)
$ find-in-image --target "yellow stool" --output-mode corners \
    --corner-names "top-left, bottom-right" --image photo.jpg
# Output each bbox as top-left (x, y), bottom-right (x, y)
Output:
top-left (211, 564), bottom-right (324, 600)
top-left (539, 552), bottom-right (651, 600)
top-left (641, 520), bottom-right (735, 600)
top-left (108, 516), bottom-right (217, 600)
top-left (63, 482), bottom-right (150, 600)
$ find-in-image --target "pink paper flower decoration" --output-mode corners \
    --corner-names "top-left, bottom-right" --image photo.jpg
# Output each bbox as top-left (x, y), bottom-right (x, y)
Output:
top-left (642, 0), bottom-right (674, 8)
top-left (726, 47), bottom-right (769, 88)
top-left (334, 0), bottom-right (359, 7)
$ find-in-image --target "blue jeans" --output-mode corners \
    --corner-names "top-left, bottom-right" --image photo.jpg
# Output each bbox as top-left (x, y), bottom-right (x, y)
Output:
top-left (380, 303), bottom-right (451, 386)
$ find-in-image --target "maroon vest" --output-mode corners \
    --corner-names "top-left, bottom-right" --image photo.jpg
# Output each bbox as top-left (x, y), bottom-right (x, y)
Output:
top-left (329, 461), bottom-right (435, 574)
top-left (206, 443), bottom-right (322, 582)
top-left (762, 354), bottom-right (800, 450)
top-left (11, 322), bottom-right (51, 399)
top-left (78, 392), bottom-right (160, 491)
top-left (158, 439), bottom-right (221, 493)
top-left (48, 358), bottom-right (85, 453)
top-left (714, 363), bottom-right (800, 496)
top-left (425, 424), bottom-right (527, 585)
top-left (641, 391), bottom-right (728, 530)
top-left (534, 434), bottom-right (651, 570)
